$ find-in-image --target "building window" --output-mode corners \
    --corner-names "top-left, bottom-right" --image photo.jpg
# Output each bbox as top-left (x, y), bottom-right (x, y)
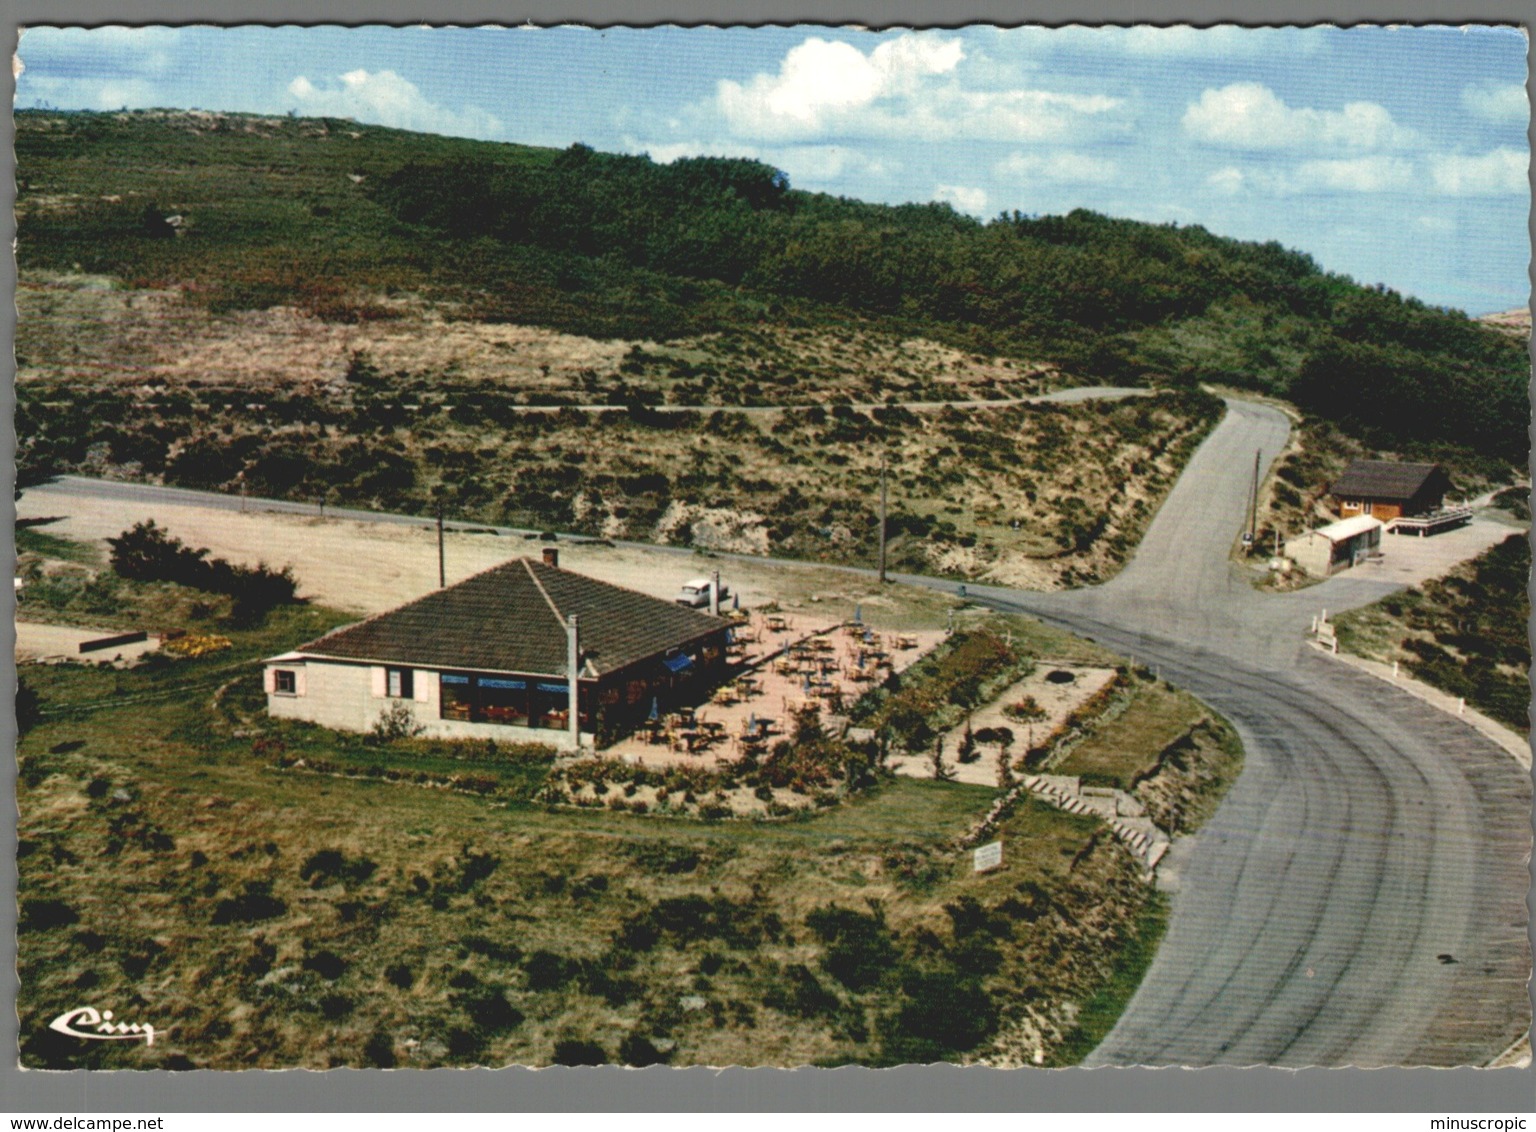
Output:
top-left (274, 669), bottom-right (298, 696)
top-left (440, 673), bottom-right (473, 721)
top-left (387, 667), bottom-right (414, 699)
top-left (1363, 501), bottom-right (1373, 516)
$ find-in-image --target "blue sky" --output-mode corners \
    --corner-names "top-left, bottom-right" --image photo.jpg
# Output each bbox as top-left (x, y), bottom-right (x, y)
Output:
top-left (16, 24), bottom-right (1531, 314)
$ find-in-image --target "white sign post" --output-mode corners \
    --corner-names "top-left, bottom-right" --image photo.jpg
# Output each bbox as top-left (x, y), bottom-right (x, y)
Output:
top-left (973, 841), bottom-right (1003, 873)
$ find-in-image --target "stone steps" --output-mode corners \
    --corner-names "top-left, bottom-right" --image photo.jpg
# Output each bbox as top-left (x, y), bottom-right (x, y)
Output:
top-left (1019, 774), bottom-right (1171, 870)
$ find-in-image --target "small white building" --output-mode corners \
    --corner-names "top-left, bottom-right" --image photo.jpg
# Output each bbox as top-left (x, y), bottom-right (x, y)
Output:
top-left (1283, 515), bottom-right (1384, 578)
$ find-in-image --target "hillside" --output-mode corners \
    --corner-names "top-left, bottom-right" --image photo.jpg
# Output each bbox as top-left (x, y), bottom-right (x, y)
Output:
top-left (14, 109), bottom-right (1529, 582)
top-left (17, 110), bottom-right (1528, 457)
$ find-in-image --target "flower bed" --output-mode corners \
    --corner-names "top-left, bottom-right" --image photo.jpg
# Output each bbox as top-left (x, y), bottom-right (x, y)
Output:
top-left (543, 708), bottom-right (880, 820)
top-left (849, 626), bottom-right (1033, 751)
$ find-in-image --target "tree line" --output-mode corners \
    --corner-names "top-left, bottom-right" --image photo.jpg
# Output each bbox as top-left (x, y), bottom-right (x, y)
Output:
top-left (374, 145), bottom-right (1528, 462)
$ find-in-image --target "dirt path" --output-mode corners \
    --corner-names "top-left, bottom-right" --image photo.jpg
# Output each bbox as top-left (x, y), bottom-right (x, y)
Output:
top-left (18, 485), bottom-right (959, 630)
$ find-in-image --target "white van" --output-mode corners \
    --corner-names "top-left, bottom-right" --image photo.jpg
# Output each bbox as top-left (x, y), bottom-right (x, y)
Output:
top-left (676, 577), bottom-right (728, 608)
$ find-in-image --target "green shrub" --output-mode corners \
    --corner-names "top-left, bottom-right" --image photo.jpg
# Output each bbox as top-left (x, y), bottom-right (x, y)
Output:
top-left (878, 966), bottom-right (998, 1063)
top-left (552, 1038), bottom-right (607, 1066)
top-left (805, 903), bottom-right (898, 992)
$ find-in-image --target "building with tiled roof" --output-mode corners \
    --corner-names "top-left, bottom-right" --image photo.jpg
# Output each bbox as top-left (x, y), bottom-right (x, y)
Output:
top-left (263, 550), bottom-right (732, 750)
top-left (1329, 460), bottom-right (1452, 523)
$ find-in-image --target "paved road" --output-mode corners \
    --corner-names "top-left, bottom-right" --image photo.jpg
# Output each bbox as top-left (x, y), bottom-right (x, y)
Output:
top-left (25, 394), bottom-right (1530, 1066)
top-left (914, 399), bottom-right (1530, 1066)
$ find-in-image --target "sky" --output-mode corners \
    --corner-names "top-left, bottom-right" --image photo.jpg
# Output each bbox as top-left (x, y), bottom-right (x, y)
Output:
top-left (14, 23), bottom-right (1531, 315)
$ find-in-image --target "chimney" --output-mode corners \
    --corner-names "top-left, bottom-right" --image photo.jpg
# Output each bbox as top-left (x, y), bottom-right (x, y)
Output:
top-left (542, 547), bottom-right (559, 568)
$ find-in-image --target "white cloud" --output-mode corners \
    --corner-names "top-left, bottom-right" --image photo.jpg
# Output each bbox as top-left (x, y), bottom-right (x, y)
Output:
top-left (1182, 82), bottom-right (1417, 151)
top-left (629, 138), bottom-right (761, 165)
top-left (285, 69), bottom-right (501, 140)
top-left (1120, 25), bottom-right (1327, 58)
top-left (989, 25), bottom-right (1328, 59)
top-left (1203, 155), bottom-right (1414, 196)
top-left (934, 184), bottom-right (988, 215)
top-left (1205, 166), bottom-right (1247, 195)
top-left (1460, 82), bottom-right (1528, 124)
top-left (622, 138), bottom-right (895, 188)
top-left (1294, 155), bottom-right (1415, 193)
top-left (1429, 147), bottom-right (1528, 196)
top-left (717, 34), bottom-right (961, 141)
top-left (18, 25), bottom-right (182, 107)
top-left (1413, 215), bottom-right (1456, 234)
top-left (996, 149), bottom-right (1119, 184)
top-left (772, 144), bottom-right (896, 182)
top-left (713, 32), bottom-right (1124, 144)
top-left (19, 25), bottom-right (180, 74)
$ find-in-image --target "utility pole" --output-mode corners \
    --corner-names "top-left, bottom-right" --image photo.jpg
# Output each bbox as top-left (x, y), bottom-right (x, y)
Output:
top-left (1248, 449), bottom-right (1261, 548)
top-left (877, 454), bottom-right (888, 584)
top-left (436, 500), bottom-right (446, 589)
top-left (567, 614), bottom-right (581, 752)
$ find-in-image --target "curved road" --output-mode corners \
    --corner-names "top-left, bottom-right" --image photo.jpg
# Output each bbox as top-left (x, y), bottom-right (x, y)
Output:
top-left (906, 399), bottom-right (1530, 1067)
top-left (23, 395), bottom-right (1529, 1066)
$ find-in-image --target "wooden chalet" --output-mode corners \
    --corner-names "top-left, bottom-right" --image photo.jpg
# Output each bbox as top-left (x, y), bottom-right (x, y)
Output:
top-left (1329, 460), bottom-right (1453, 524)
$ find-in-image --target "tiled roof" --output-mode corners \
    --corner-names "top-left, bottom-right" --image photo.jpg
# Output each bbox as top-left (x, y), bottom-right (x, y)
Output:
top-left (293, 558), bottom-right (728, 678)
top-left (1330, 460), bottom-right (1447, 500)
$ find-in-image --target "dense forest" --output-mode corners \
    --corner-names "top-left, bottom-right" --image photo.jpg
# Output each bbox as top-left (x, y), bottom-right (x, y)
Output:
top-left (15, 109), bottom-right (1529, 465)
top-left (368, 146), bottom-right (1528, 460)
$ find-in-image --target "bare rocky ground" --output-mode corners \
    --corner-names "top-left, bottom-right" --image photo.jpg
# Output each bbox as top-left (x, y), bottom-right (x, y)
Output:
top-left (17, 270), bottom-right (1054, 406)
top-left (16, 484), bottom-right (958, 629)
top-left (1477, 306), bottom-right (1532, 338)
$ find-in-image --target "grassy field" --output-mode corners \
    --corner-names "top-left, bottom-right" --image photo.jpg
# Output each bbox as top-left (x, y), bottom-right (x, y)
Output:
top-left (1056, 681), bottom-right (1206, 791)
top-left (1333, 533), bottom-right (1530, 734)
top-left (1051, 679), bottom-right (1243, 836)
top-left (17, 541), bottom-right (1178, 1070)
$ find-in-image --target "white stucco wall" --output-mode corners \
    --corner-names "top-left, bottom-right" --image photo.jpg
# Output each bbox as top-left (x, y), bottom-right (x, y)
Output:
top-left (264, 659), bottom-right (586, 750)
top-left (1284, 532), bottom-right (1334, 578)
top-left (1284, 526), bottom-right (1381, 579)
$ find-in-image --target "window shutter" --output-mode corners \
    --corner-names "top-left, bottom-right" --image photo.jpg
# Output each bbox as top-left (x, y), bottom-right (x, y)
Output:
top-left (370, 667), bottom-right (386, 698)
top-left (295, 667), bottom-right (308, 697)
top-left (413, 671), bottom-right (429, 703)
top-left (263, 668), bottom-right (277, 694)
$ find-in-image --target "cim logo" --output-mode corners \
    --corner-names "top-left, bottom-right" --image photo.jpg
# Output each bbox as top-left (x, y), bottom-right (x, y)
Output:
top-left (48, 1006), bottom-right (158, 1047)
